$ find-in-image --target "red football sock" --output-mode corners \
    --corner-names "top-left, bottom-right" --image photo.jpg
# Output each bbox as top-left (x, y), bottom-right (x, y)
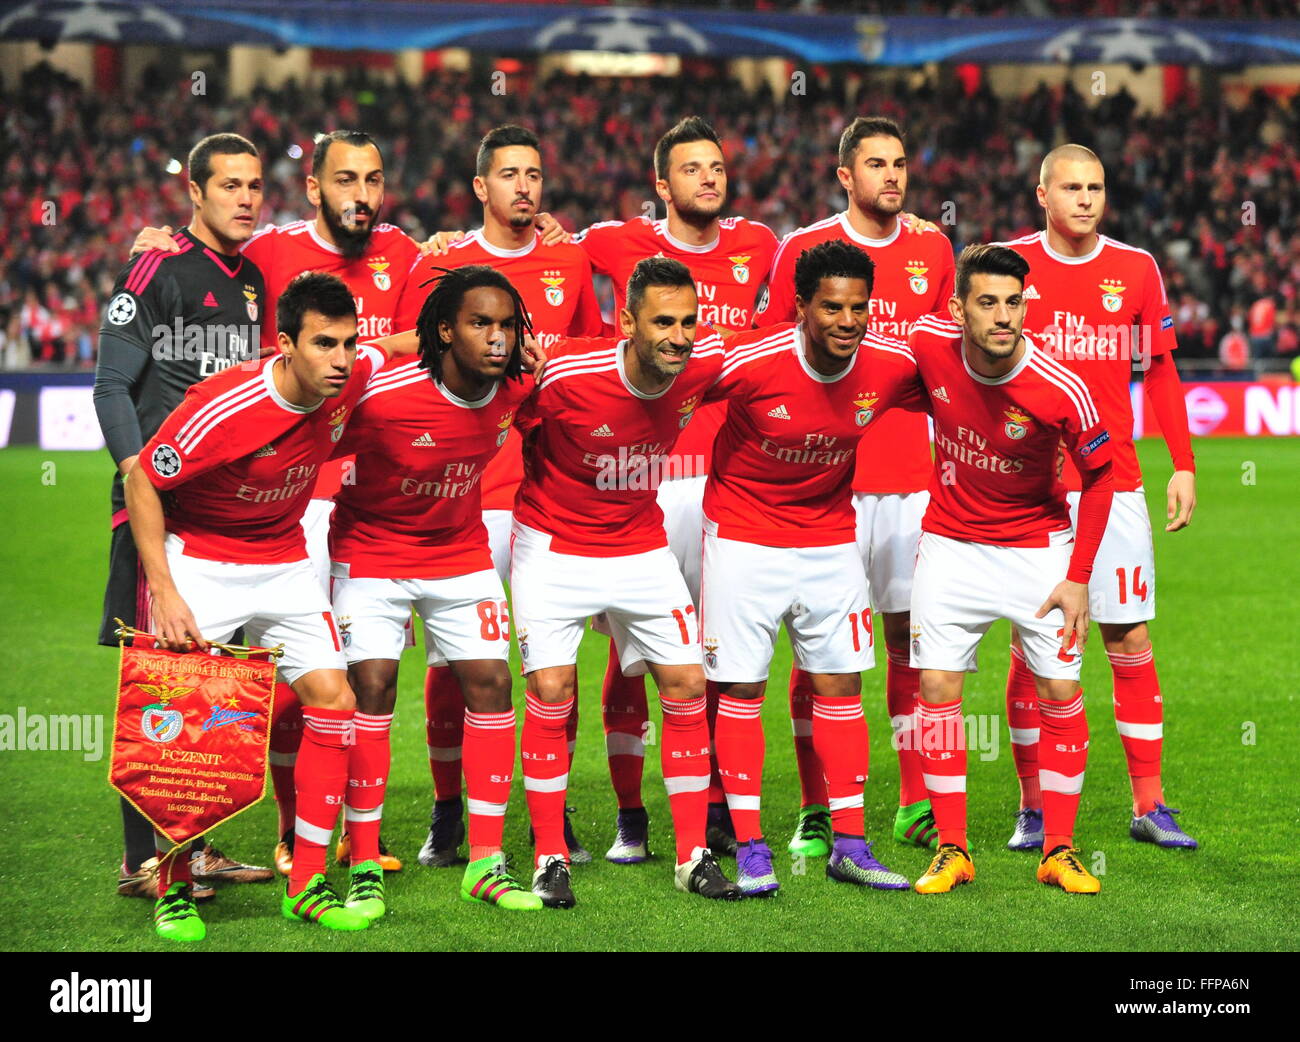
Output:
top-left (1108, 647), bottom-right (1164, 815)
top-left (714, 694), bottom-right (765, 843)
top-left (1039, 689), bottom-right (1088, 853)
top-left (1006, 646), bottom-right (1042, 811)
top-left (811, 694), bottom-right (869, 837)
top-left (464, 707), bottom-right (516, 860)
top-left (424, 666), bottom-right (464, 801)
top-left (601, 644), bottom-right (648, 810)
top-left (704, 680), bottom-right (726, 805)
top-left (916, 697), bottom-right (967, 851)
top-left (269, 682), bottom-right (302, 837)
top-left (788, 668), bottom-right (827, 809)
top-left (566, 695), bottom-right (579, 760)
top-left (154, 833), bottom-right (191, 897)
top-left (290, 706), bottom-right (354, 895)
top-left (660, 693), bottom-right (711, 864)
top-left (522, 692), bottom-right (572, 865)
top-left (344, 711), bottom-right (391, 866)
top-left (885, 644), bottom-right (927, 807)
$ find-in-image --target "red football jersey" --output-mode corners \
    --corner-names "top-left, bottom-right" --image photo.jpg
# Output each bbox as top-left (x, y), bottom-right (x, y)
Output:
top-left (329, 357), bottom-right (533, 579)
top-left (1000, 231), bottom-right (1177, 493)
top-left (241, 219), bottom-right (421, 500)
top-left (574, 215), bottom-right (779, 472)
top-left (395, 228), bottom-right (604, 513)
top-left (907, 316), bottom-right (1112, 547)
top-left (755, 212), bottom-right (956, 495)
top-left (703, 323), bottom-right (925, 548)
top-left (139, 344), bottom-right (388, 564)
top-left (513, 332), bottom-right (726, 557)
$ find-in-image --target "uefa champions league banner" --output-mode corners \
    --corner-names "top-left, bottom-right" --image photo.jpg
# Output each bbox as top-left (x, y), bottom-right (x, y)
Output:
top-left (2, 1), bottom-right (1299, 65)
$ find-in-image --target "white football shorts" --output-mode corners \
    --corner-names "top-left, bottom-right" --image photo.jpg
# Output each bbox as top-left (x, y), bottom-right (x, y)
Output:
top-left (657, 474), bottom-right (706, 607)
top-left (853, 490), bottom-right (928, 615)
top-left (910, 530), bottom-right (1084, 681)
top-left (300, 498), bottom-right (335, 594)
top-left (509, 522), bottom-right (700, 677)
top-left (1068, 489), bottom-right (1156, 624)
top-left (484, 509), bottom-right (513, 584)
top-left (700, 520), bottom-right (874, 683)
top-left (163, 534), bottom-right (344, 685)
top-left (329, 568), bottom-right (511, 667)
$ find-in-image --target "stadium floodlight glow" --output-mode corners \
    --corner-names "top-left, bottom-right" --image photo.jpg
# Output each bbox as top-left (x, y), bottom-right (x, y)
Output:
top-left (165, 158), bottom-right (182, 175)
top-left (287, 144), bottom-right (303, 159)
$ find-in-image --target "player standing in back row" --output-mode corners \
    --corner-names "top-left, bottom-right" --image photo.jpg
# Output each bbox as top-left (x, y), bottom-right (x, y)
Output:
top-left (997, 144), bottom-right (1198, 851)
top-left (754, 117), bottom-right (954, 858)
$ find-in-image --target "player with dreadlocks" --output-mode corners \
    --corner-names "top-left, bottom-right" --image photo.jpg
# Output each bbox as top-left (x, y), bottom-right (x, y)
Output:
top-left (326, 264), bottom-right (545, 912)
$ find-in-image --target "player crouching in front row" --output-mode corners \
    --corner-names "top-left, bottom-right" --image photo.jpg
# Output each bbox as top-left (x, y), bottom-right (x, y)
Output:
top-left (904, 244), bottom-right (1115, 895)
top-left (327, 265), bottom-right (544, 912)
top-left (125, 273), bottom-right (416, 940)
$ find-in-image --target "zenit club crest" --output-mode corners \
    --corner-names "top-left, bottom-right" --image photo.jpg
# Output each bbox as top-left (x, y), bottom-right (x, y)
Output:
top-left (328, 405), bottom-right (349, 443)
top-left (703, 639), bottom-right (719, 671)
top-left (497, 410), bottom-right (515, 447)
top-left (1004, 407), bottom-right (1031, 440)
top-left (243, 284), bottom-right (259, 322)
top-left (729, 255), bottom-right (751, 284)
top-left (541, 271), bottom-right (566, 307)
top-left (678, 394), bottom-right (701, 429)
top-left (854, 394), bottom-right (879, 427)
top-left (905, 262), bottom-right (929, 295)
top-left (1100, 280), bottom-right (1126, 313)
top-left (368, 261), bottom-right (391, 292)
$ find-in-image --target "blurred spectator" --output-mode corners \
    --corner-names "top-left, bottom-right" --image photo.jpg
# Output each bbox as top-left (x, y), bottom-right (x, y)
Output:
top-left (2, 58), bottom-right (1297, 371)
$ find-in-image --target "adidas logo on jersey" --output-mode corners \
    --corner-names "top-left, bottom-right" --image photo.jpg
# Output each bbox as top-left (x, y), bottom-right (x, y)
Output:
top-left (767, 404), bottom-right (791, 420)
top-left (253, 444), bottom-right (276, 457)
top-left (203, 291), bottom-right (218, 307)
top-left (932, 386), bottom-right (950, 404)
top-left (590, 424), bottom-right (614, 437)
top-left (411, 432), bottom-right (437, 447)
top-left (1023, 285), bottom-right (1040, 300)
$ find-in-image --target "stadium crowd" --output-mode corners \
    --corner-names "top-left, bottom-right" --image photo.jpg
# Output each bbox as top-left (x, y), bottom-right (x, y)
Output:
top-left (2, 58), bottom-right (1296, 367)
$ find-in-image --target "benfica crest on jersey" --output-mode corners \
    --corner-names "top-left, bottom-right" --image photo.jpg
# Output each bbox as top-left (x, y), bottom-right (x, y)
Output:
top-left (1100, 280), bottom-right (1126, 313)
top-left (329, 404), bottom-right (349, 442)
top-left (1004, 407), bottom-right (1031, 440)
top-left (497, 410), bottom-right (514, 447)
top-left (541, 272), bottom-right (566, 306)
top-left (905, 262), bottom-right (929, 295)
top-left (678, 395), bottom-right (701, 429)
top-left (243, 285), bottom-right (259, 322)
top-left (854, 394), bottom-right (879, 427)
top-left (703, 639), bottom-right (719, 671)
top-left (368, 261), bottom-right (391, 292)
top-left (729, 255), bottom-right (751, 284)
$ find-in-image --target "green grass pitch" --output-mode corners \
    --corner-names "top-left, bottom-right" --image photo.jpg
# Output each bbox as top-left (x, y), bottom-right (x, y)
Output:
top-left (0, 438), bottom-right (1295, 952)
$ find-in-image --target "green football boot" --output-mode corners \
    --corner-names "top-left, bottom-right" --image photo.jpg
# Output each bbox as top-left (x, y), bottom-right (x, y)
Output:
top-left (461, 852), bottom-right (544, 911)
top-left (153, 882), bottom-right (206, 943)
top-left (345, 860), bottom-right (387, 921)
top-left (282, 874), bottom-right (370, 931)
top-left (893, 799), bottom-right (939, 849)
top-left (787, 805), bottom-right (832, 858)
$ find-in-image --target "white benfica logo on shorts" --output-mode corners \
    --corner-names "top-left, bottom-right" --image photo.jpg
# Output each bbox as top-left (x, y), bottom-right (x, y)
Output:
top-left (411, 432), bottom-right (437, 447)
top-left (767, 404), bottom-right (790, 420)
top-left (107, 292), bottom-right (137, 325)
top-left (590, 423), bottom-right (614, 437)
top-left (151, 444), bottom-right (182, 477)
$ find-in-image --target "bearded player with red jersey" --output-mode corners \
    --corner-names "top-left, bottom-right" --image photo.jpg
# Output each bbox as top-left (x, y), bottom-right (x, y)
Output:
top-left (996, 144), bottom-right (1198, 852)
top-left (754, 117), bottom-right (955, 858)
top-left (903, 245), bottom-right (1115, 896)
top-left (396, 126), bottom-right (602, 870)
top-left (133, 130), bottom-right (421, 875)
top-left (569, 117), bottom-right (778, 862)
